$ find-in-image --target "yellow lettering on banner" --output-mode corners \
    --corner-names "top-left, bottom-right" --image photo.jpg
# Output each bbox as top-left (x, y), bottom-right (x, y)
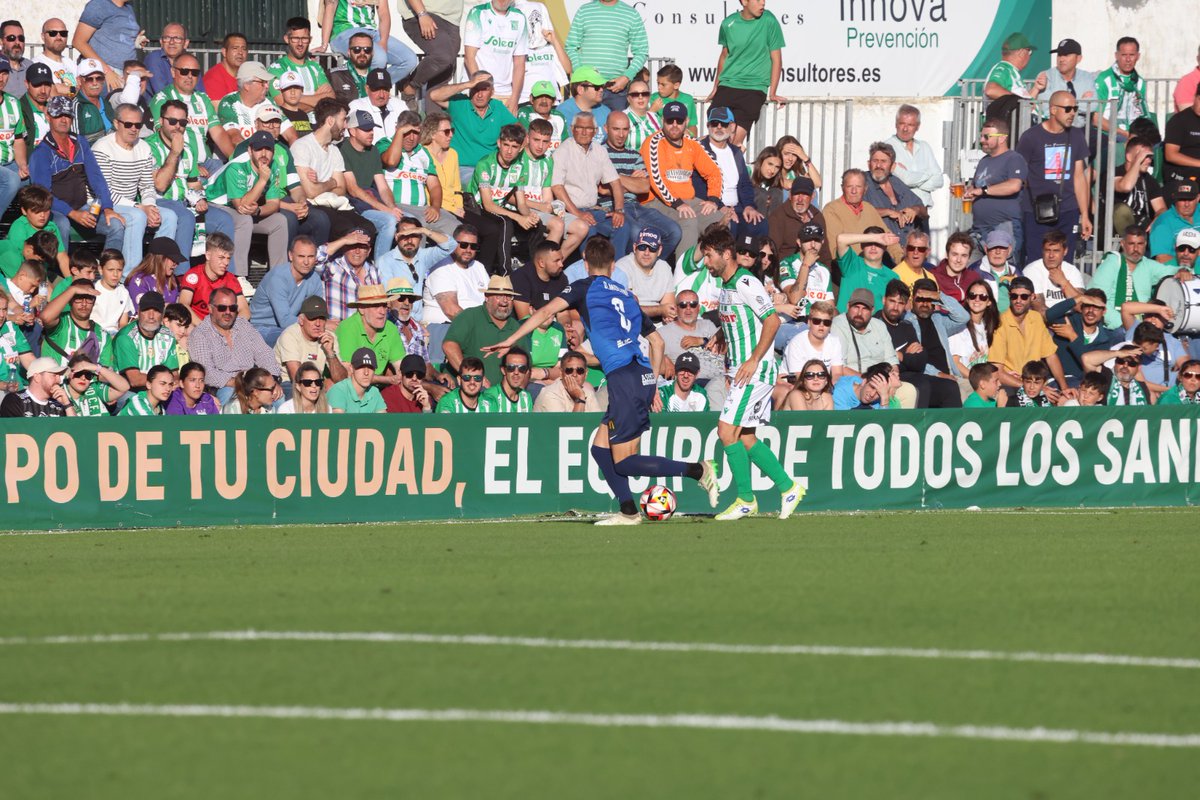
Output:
top-left (422, 428), bottom-right (452, 495)
top-left (44, 432), bottom-right (79, 503)
top-left (213, 429), bottom-right (247, 499)
top-left (385, 429), bottom-right (417, 495)
top-left (317, 429), bottom-right (350, 497)
top-left (134, 431), bottom-right (165, 501)
top-left (299, 428), bottom-right (312, 497)
top-left (267, 429), bottom-right (296, 498)
top-left (356, 428), bottom-right (385, 496)
top-left (5, 434), bottom-right (39, 502)
top-left (179, 430), bottom-right (210, 499)
top-left (97, 432), bottom-right (129, 502)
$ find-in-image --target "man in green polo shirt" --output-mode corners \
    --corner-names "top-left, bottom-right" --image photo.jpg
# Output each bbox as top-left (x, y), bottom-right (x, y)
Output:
top-left (38, 279), bottom-right (116, 368)
top-left (335, 283), bottom-right (406, 386)
top-left (268, 17), bottom-right (334, 113)
top-left (113, 291), bottom-right (179, 390)
top-left (429, 70), bottom-right (517, 185)
top-left (442, 275), bottom-right (530, 387)
top-left (328, 347), bottom-right (387, 413)
top-left (151, 53), bottom-right (233, 168)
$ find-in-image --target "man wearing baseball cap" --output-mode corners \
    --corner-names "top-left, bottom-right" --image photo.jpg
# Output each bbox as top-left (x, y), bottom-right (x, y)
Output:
top-left (767, 175), bottom-right (832, 264)
top-left (1036, 39), bottom-right (1097, 129)
top-left (1149, 181), bottom-right (1199, 261)
top-left (205, 130), bottom-right (291, 279)
top-left (558, 65), bottom-right (610, 132)
top-left (0, 356), bottom-right (75, 417)
top-left (113, 290), bottom-right (179, 390)
top-left (985, 32), bottom-right (1045, 101)
top-left (517, 81), bottom-right (568, 150)
top-left (72, 58), bottom-right (117, 144)
top-left (18, 62), bottom-right (54, 143)
top-left (777, 222), bottom-right (834, 319)
top-left (217, 62), bottom-right (295, 146)
top-left (273, 293), bottom-right (348, 387)
top-left (327, 346), bottom-right (387, 413)
top-left (658, 352), bottom-right (709, 412)
top-left (699, 106), bottom-right (767, 240)
top-left (381, 353), bottom-right (433, 413)
top-left (615, 228), bottom-right (676, 323)
top-left (349, 69), bottom-right (404, 144)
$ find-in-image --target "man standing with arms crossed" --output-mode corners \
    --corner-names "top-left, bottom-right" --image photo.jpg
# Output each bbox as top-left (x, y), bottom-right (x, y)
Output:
top-left (699, 226), bottom-right (804, 521)
top-left (485, 236), bottom-right (720, 525)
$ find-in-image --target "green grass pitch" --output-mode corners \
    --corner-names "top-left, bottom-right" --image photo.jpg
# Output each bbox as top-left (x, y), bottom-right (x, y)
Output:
top-left (1, 509), bottom-right (1198, 798)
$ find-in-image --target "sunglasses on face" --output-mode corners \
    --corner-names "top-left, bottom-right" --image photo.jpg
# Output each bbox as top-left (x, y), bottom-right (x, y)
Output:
top-left (967, 292), bottom-right (991, 301)
top-left (460, 374), bottom-right (484, 383)
top-left (580, 83), bottom-right (602, 90)
top-left (635, 244), bottom-right (658, 252)
top-left (163, 116), bottom-right (188, 126)
top-left (254, 384), bottom-right (277, 393)
top-left (175, 68), bottom-right (201, 77)
top-left (297, 378), bottom-right (322, 387)
top-left (349, 46), bottom-right (373, 54)
top-left (45, 30), bottom-right (68, 38)
top-left (1056, 105), bottom-right (1079, 113)
top-left (914, 296), bottom-right (938, 304)
top-left (403, 370), bottom-right (424, 379)
top-left (1180, 372), bottom-right (1200, 380)
top-left (1009, 292), bottom-right (1032, 300)
top-left (117, 119), bottom-right (142, 129)
top-left (393, 296), bottom-right (414, 303)
top-left (802, 371), bottom-right (829, 380)
top-left (439, 127), bottom-right (454, 135)
top-left (736, 248), bottom-right (757, 257)
top-left (212, 304), bottom-right (238, 312)
top-left (906, 245), bottom-right (929, 252)
top-left (4, 35), bottom-right (25, 43)
top-left (808, 317), bottom-right (832, 327)
top-left (627, 91), bottom-right (650, 98)
top-left (562, 366), bottom-right (587, 376)
top-left (1116, 358), bottom-right (1139, 367)
top-left (1178, 245), bottom-right (1198, 253)
top-left (664, 118), bottom-right (686, 125)
top-left (456, 241), bottom-right (478, 250)
top-left (504, 364), bottom-right (530, 373)
top-left (677, 301), bottom-right (699, 309)
top-left (72, 370), bottom-right (95, 381)
top-left (82, 75), bottom-right (105, 82)
top-left (709, 121), bottom-right (730, 128)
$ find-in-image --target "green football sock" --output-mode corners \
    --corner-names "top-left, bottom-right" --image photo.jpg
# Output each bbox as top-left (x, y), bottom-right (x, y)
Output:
top-left (748, 441), bottom-right (793, 492)
top-left (723, 443), bottom-right (754, 502)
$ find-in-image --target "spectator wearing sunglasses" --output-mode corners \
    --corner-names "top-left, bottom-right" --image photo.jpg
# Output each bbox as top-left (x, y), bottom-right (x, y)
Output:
top-left (694, 106), bottom-right (767, 242)
top-left (656, 288), bottom-right (726, 409)
top-left (32, 19), bottom-right (77, 97)
top-left (615, 229), bottom-right (676, 323)
top-left (890, 230), bottom-right (937, 291)
top-left (189, 286), bottom-right (280, 406)
top-left (1120, 316), bottom-right (1188, 390)
top-left (966, 117), bottom-right (1026, 258)
top-left (1044, 289), bottom-right (1124, 382)
top-left (150, 53), bottom-right (234, 171)
top-left (223, 365), bottom-right (280, 414)
top-left (276, 361), bottom-right (329, 414)
top-left (328, 347), bottom-right (386, 413)
top-left (988, 275), bottom-right (1072, 394)
top-left (421, 223), bottom-right (489, 363)
top-left (382, 353), bottom-right (434, 413)
top-left (782, 358), bottom-right (833, 412)
top-left (0, 21), bottom-right (29, 100)
top-left (1157, 359), bottom-right (1200, 405)
top-left (480, 345), bottom-right (533, 412)
top-left (443, 275), bottom-right (530, 388)
top-left (61, 351), bottom-right (128, 415)
top-left (436, 356), bottom-right (486, 414)
top-left (534, 350), bottom-right (601, 412)
top-left (1081, 343), bottom-right (1153, 406)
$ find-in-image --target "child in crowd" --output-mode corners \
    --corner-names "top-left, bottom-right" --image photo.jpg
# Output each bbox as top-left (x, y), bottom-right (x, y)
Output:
top-left (5, 260), bottom-right (46, 339)
top-left (650, 64), bottom-right (697, 137)
top-left (91, 249), bottom-right (135, 335)
top-left (1015, 360), bottom-right (1054, 407)
top-left (964, 362), bottom-right (1006, 408)
top-left (163, 303), bottom-right (193, 364)
top-left (1063, 373), bottom-right (1109, 407)
top-left (49, 250), bottom-right (99, 301)
top-left (0, 186), bottom-right (69, 280)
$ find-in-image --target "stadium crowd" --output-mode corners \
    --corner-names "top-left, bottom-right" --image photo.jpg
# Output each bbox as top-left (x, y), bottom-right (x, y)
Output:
top-left (0, 1), bottom-right (1198, 418)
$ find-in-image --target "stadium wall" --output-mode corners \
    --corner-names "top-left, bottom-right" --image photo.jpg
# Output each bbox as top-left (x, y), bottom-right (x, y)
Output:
top-left (4, 408), bottom-right (1197, 531)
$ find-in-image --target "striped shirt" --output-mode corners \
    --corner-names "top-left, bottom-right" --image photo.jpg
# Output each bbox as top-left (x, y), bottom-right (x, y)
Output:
top-left (436, 389), bottom-right (482, 413)
top-left (480, 385), bottom-right (533, 413)
top-left (516, 106), bottom-right (567, 150)
top-left (150, 86), bottom-right (219, 161)
top-left (91, 133), bottom-right (158, 205)
top-left (332, 0), bottom-right (378, 36)
top-left (0, 94), bottom-right (26, 164)
top-left (626, 110), bottom-right (661, 152)
top-left (519, 151), bottom-right (552, 202)
top-left (470, 152), bottom-right (526, 209)
top-left (718, 268), bottom-right (778, 384)
top-left (217, 95), bottom-right (293, 142)
top-left (463, 3), bottom-right (530, 97)
top-left (145, 132), bottom-right (199, 201)
top-left (113, 321), bottom-right (179, 374)
top-left (268, 55), bottom-right (330, 99)
top-left (385, 145), bottom-right (437, 206)
top-left (43, 317), bottom-right (115, 368)
top-left (600, 142), bottom-right (642, 209)
top-left (0, 321), bottom-right (31, 387)
top-left (658, 381), bottom-right (709, 412)
top-left (563, 1), bottom-right (649, 81)
top-left (117, 391), bottom-right (163, 416)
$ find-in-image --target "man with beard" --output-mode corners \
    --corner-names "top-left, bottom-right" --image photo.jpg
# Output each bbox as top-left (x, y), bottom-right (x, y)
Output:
top-left (207, 131), bottom-right (291, 283)
top-left (329, 31), bottom-right (376, 104)
top-left (864, 141), bottom-right (926, 242)
top-left (600, 111), bottom-right (681, 259)
top-left (33, 19), bottom-right (77, 97)
top-left (903, 278), bottom-right (969, 406)
top-left (694, 107), bottom-right (766, 241)
top-left (767, 175), bottom-right (831, 264)
top-left (268, 17), bottom-right (334, 113)
top-left (443, 274), bottom-right (530, 387)
top-left (965, 118), bottom-right (1027, 254)
top-left (511, 240), bottom-right (566, 320)
top-left (0, 20), bottom-right (29, 99)
top-left (989, 275), bottom-right (1072, 393)
top-left (436, 355), bottom-right (486, 413)
top-left (18, 62), bottom-right (53, 147)
top-left (378, 217), bottom-right (455, 321)
top-left (1044, 288), bottom-right (1124, 381)
top-left (113, 290), bottom-right (178, 389)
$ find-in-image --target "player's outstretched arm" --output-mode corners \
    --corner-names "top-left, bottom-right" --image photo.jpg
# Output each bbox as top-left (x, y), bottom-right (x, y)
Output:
top-left (482, 297), bottom-right (570, 357)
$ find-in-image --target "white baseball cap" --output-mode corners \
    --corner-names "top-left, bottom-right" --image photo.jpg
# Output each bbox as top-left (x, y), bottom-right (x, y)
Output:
top-left (1175, 228), bottom-right (1200, 249)
top-left (277, 71), bottom-right (304, 91)
top-left (77, 58), bottom-right (105, 77)
top-left (27, 357), bottom-right (68, 377)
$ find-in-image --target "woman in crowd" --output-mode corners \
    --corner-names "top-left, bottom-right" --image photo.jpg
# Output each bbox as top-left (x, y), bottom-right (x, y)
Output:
top-left (163, 303), bottom-right (192, 364)
top-left (118, 364), bottom-right (174, 416)
top-left (222, 367), bottom-right (279, 414)
top-left (421, 112), bottom-right (463, 219)
top-left (948, 279), bottom-right (1000, 380)
top-left (278, 362), bottom-right (331, 414)
top-left (751, 147), bottom-right (787, 219)
top-left (63, 352), bottom-right (130, 416)
top-left (165, 362), bottom-right (221, 415)
top-left (775, 135), bottom-right (823, 196)
top-left (783, 359), bottom-right (834, 411)
top-left (125, 245), bottom-right (183, 308)
top-left (624, 79), bottom-right (661, 151)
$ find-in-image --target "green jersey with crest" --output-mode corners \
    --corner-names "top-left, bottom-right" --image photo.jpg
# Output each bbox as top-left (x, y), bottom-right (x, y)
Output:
top-left (718, 268), bottom-right (777, 384)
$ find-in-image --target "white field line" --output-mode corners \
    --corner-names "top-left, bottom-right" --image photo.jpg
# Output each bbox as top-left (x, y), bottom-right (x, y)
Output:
top-left (0, 630), bottom-right (1197, 671)
top-left (0, 702), bottom-right (1196, 748)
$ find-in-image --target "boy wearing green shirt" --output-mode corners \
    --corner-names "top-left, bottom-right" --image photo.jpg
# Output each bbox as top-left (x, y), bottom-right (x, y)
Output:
top-left (650, 64), bottom-right (697, 137)
top-left (0, 186), bottom-right (68, 279)
top-left (963, 363), bottom-right (1005, 408)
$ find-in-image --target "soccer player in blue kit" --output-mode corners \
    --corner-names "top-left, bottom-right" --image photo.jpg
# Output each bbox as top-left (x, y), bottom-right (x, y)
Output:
top-left (486, 237), bottom-right (720, 524)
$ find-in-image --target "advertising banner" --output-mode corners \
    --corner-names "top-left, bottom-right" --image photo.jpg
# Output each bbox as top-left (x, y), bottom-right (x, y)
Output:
top-left (3, 407), bottom-right (1197, 531)
top-left (555, 0), bottom-right (1051, 97)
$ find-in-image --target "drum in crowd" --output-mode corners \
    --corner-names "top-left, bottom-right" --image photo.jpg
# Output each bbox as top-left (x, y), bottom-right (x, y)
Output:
top-left (1154, 276), bottom-right (1200, 337)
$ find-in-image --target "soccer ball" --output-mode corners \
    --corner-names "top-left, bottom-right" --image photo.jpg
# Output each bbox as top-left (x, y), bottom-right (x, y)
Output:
top-left (639, 484), bottom-right (677, 521)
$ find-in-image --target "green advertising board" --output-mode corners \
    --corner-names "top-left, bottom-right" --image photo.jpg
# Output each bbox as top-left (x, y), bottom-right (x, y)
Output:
top-left (3, 407), bottom-right (1197, 531)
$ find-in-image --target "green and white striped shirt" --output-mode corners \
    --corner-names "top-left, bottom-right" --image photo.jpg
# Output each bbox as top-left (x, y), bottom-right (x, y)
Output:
top-left (563, 0), bottom-right (649, 81)
top-left (113, 321), bottom-right (179, 374)
top-left (436, 389), bottom-right (481, 413)
top-left (462, 3), bottom-right (529, 96)
top-left (268, 55), bottom-right (330, 99)
top-left (480, 385), bottom-right (532, 413)
top-left (518, 150), bottom-right (552, 202)
top-left (0, 94), bottom-right (26, 164)
top-left (43, 317), bottom-right (115, 368)
top-left (118, 391), bottom-right (162, 416)
top-left (658, 381), bottom-right (708, 412)
top-left (332, 0), bottom-right (378, 36)
top-left (385, 145), bottom-right (437, 206)
top-left (516, 106), bottom-right (567, 149)
top-left (217, 96), bottom-right (293, 142)
top-left (626, 110), bottom-right (661, 152)
top-left (718, 268), bottom-right (778, 384)
top-left (150, 86), bottom-right (219, 161)
top-left (0, 321), bottom-right (31, 387)
top-left (470, 152), bottom-right (526, 209)
top-left (145, 132), bottom-right (198, 201)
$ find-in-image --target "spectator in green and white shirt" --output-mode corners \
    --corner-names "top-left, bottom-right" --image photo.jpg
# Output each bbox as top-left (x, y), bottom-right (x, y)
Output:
top-left (463, 0), bottom-right (530, 114)
top-left (113, 290), bottom-right (179, 390)
top-left (315, 0), bottom-right (418, 89)
top-left (150, 53), bottom-right (233, 171)
top-left (37, 279), bottom-right (116, 368)
top-left (63, 352), bottom-right (128, 415)
top-left (516, 80), bottom-right (567, 152)
top-left (658, 351), bottom-right (709, 411)
top-left (117, 363), bottom-right (173, 415)
top-left (268, 18), bottom-right (334, 114)
top-left (378, 110), bottom-right (456, 236)
top-left (0, 61), bottom-right (28, 222)
top-left (217, 62), bottom-right (295, 147)
top-left (435, 355), bottom-right (485, 413)
top-left (984, 32), bottom-right (1046, 102)
top-left (1094, 37), bottom-right (1151, 143)
top-left (0, 285), bottom-right (34, 391)
top-left (480, 345), bottom-right (533, 412)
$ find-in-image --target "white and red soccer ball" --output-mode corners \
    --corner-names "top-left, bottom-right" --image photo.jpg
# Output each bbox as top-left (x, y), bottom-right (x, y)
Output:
top-left (639, 484), bottom-right (677, 521)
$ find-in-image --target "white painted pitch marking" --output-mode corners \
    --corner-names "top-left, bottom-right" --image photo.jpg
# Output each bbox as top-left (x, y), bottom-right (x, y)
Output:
top-left (0, 702), bottom-right (1196, 749)
top-left (0, 630), bottom-right (1197, 671)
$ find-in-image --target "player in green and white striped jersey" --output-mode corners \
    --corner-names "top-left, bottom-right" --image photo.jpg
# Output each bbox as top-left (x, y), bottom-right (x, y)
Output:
top-left (699, 227), bottom-right (804, 522)
top-left (480, 347), bottom-right (533, 413)
top-left (673, 244), bottom-right (721, 313)
top-left (150, 54), bottom-right (232, 165)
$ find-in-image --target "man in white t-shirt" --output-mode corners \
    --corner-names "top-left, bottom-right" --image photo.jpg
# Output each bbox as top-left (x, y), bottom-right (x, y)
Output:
top-left (515, 0), bottom-right (569, 104)
top-left (33, 18), bottom-right (77, 96)
top-left (782, 300), bottom-right (844, 379)
top-left (422, 224), bottom-right (490, 326)
top-left (614, 229), bottom-right (676, 323)
top-left (463, 0), bottom-right (529, 112)
top-left (1023, 229), bottom-right (1085, 307)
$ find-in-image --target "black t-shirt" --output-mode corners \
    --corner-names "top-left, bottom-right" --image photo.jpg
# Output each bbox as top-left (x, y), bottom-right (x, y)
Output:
top-left (1015, 124), bottom-right (1091, 213)
top-left (0, 391), bottom-right (69, 417)
top-left (511, 266), bottom-right (568, 311)
top-left (1112, 165), bottom-right (1163, 227)
top-left (1164, 108), bottom-right (1200, 183)
top-left (875, 313), bottom-right (926, 374)
top-left (282, 106), bottom-right (313, 137)
top-left (918, 315), bottom-right (951, 373)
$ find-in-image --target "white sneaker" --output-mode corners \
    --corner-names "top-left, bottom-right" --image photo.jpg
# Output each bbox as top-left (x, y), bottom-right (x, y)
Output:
top-left (778, 482), bottom-right (806, 521)
top-left (595, 512), bottom-right (641, 526)
top-left (237, 276), bottom-right (256, 298)
top-left (715, 498), bottom-right (757, 521)
top-left (698, 459), bottom-right (720, 508)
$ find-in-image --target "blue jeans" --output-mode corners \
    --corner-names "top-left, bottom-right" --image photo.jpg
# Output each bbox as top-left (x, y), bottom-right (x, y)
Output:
top-left (601, 87), bottom-right (628, 111)
top-left (624, 204), bottom-right (682, 259)
top-left (53, 206), bottom-right (124, 257)
top-left (580, 206), bottom-right (631, 257)
top-left (204, 205), bottom-right (237, 275)
top-left (157, 198), bottom-right (195, 271)
top-left (332, 28), bottom-right (418, 85)
top-left (0, 161), bottom-right (25, 220)
top-left (361, 208), bottom-right (398, 259)
top-left (115, 203), bottom-right (178, 273)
